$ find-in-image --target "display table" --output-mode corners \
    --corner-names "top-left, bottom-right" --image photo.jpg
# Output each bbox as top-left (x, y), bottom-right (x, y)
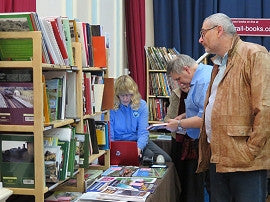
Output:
top-left (146, 162), bottom-right (181, 202)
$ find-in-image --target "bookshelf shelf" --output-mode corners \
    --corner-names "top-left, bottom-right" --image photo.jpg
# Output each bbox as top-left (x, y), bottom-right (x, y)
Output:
top-left (0, 31), bottom-right (89, 201)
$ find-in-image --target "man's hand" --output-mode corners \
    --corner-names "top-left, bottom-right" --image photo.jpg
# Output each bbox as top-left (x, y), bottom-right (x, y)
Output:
top-left (165, 119), bottom-right (179, 132)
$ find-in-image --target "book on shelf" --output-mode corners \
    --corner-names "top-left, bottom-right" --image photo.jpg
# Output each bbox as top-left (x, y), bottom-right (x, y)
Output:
top-left (45, 78), bottom-right (60, 121)
top-left (65, 71), bottom-right (77, 118)
top-left (75, 133), bottom-right (90, 168)
top-left (61, 16), bottom-right (74, 66)
top-left (85, 23), bottom-right (94, 67)
top-left (101, 77), bottom-right (114, 111)
top-left (0, 82), bottom-right (34, 125)
top-left (86, 118), bottom-right (99, 154)
top-left (69, 19), bottom-right (79, 42)
top-left (92, 36), bottom-right (107, 67)
top-left (76, 21), bottom-right (88, 67)
top-left (93, 83), bottom-right (104, 113)
top-left (90, 24), bottom-right (103, 36)
top-left (95, 120), bottom-right (110, 150)
top-left (39, 17), bottom-right (65, 65)
top-left (44, 127), bottom-right (73, 181)
top-left (67, 127), bottom-right (77, 177)
top-left (44, 16), bottom-right (69, 66)
top-left (0, 133), bottom-right (35, 188)
top-left (43, 75), bottom-right (51, 124)
top-left (43, 71), bottom-right (67, 120)
top-left (44, 145), bottom-right (62, 183)
top-left (0, 12), bottom-right (35, 62)
top-left (83, 72), bottom-right (93, 115)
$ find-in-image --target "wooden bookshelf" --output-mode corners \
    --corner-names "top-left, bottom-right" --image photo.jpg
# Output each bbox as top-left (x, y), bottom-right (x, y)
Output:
top-left (0, 30), bottom-right (111, 201)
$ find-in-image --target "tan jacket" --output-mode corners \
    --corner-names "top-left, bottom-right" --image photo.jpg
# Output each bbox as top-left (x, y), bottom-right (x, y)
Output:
top-left (164, 88), bottom-right (181, 139)
top-left (197, 35), bottom-right (270, 173)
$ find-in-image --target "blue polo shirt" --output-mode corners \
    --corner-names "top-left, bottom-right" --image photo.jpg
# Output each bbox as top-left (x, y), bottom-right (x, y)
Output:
top-left (110, 99), bottom-right (149, 150)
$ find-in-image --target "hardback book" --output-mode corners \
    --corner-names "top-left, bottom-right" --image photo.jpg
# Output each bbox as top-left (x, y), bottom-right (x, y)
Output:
top-left (75, 133), bottom-right (90, 168)
top-left (43, 71), bottom-right (67, 120)
top-left (39, 17), bottom-right (65, 65)
top-left (93, 83), bottom-right (104, 113)
top-left (61, 16), bottom-right (74, 66)
top-left (0, 12), bottom-right (34, 61)
top-left (45, 78), bottom-right (60, 121)
top-left (83, 72), bottom-right (92, 115)
top-left (44, 145), bottom-right (62, 183)
top-left (92, 36), bottom-right (107, 67)
top-left (101, 77), bottom-right (114, 111)
top-left (42, 75), bottom-right (50, 124)
top-left (69, 19), bottom-right (79, 42)
top-left (76, 21), bottom-right (88, 67)
top-left (44, 127), bottom-right (72, 180)
top-left (67, 127), bottom-right (77, 177)
top-left (0, 82), bottom-right (34, 125)
top-left (0, 12), bottom-right (49, 63)
top-left (0, 133), bottom-right (34, 188)
top-left (86, 118), bottom-right (99, 154)
top-left (95, 121), bottom-right (110, 150)
top-left (45, 16), bottom-right (69, 66)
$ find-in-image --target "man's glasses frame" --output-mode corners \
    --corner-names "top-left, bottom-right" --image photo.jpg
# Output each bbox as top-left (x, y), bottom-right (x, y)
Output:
top-left (200, 25), bottom-right (218, 38)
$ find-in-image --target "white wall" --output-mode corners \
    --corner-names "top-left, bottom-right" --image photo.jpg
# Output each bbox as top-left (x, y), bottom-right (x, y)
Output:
top-left (36, 0), bottom-right (127, 78)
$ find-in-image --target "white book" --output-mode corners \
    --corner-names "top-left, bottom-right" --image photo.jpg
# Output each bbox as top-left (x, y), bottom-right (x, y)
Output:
top-left (76, 22), bottom-right (88, 67)
top-left (40, 17), bottom-right (65, 65)
top-left (93, 84), bottom-right (104, 113)
top-left (65, 71), bottom-right (77, 118)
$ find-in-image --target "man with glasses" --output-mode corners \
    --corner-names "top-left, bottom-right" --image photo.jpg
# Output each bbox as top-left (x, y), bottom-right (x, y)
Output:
top-left (197, 13), bottom-right (270, 202)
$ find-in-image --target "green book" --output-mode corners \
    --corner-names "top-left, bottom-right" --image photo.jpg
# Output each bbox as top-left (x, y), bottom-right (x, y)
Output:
top-left (75, 133), bottom-right (90, 169)
top-left (0, 133), bottom-right (34, 188)
top-left (0, 12), bottom-right (35, 61)
top-left (58, 140), bottom-right (70, 181)
top-left (67, 127), bottom-right (76, 177)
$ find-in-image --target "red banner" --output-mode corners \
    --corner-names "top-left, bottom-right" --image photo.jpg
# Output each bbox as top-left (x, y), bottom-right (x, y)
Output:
top-left (232, 18), bottom-right (270, 36)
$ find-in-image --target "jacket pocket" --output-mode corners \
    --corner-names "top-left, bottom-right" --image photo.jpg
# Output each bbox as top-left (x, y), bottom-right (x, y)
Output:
top-left (220, 126), bottom-right (255, 167)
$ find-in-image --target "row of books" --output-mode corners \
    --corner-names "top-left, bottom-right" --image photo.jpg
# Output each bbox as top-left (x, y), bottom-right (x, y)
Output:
top-left (0, 118), bottom-right (110, 188)
top-left (0, 68), bottom-right (114, 125)
top-left (148, 98), bottom-right (169, 121)
top-left (149, 72), bottom-right (171, 96)
top-left (145, 46), bottom-right (179, 70)
top-left (0, 12), bottom-right (107, 68)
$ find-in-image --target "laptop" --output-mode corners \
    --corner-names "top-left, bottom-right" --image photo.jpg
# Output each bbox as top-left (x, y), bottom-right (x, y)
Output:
top-left (110, 141), bottom-right (140, 166)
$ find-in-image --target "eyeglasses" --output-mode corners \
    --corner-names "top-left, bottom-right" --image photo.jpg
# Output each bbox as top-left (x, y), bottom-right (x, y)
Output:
top-left (200, 25), bottom-right (218, 38)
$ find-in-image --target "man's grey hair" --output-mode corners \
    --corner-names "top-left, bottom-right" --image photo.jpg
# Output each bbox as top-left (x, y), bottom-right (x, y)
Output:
top-left (167, 54), bottom-right (196, 75)
top-left (204, 13), bottom-right (236, 36)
